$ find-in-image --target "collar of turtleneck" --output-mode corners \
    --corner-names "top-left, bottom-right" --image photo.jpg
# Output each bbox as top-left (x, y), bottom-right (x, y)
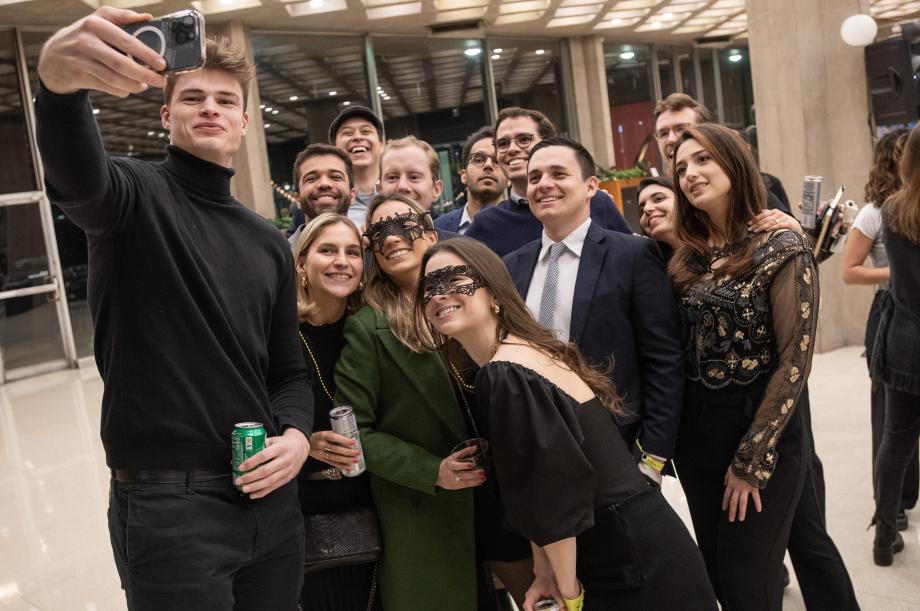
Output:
top-left (162, 145), bottom-right (236, 200)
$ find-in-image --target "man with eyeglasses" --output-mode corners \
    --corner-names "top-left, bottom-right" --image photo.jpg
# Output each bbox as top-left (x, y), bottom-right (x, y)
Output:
top-left (465, 107), bottom-right (630, 257)
top-left (435, 126), bottom-right (507, 235)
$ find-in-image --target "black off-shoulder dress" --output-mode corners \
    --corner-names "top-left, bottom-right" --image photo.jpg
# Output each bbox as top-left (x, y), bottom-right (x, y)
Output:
top-left (474, 361), bottom-right (717, 610)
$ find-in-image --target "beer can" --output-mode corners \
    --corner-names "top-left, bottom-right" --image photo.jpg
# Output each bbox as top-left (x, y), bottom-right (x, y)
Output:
top-left (231, 422), bottom-right (266, 489)
top-left (329, 406), bottom-right (367, 477)
top-left (534, 600), bottom-right (561, 611)
top-left (801, 175), bottom-right (822, 230)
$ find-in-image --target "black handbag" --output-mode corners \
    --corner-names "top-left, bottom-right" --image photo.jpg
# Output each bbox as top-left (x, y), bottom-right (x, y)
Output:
top-left (303, 505), bottom-right (382, 574)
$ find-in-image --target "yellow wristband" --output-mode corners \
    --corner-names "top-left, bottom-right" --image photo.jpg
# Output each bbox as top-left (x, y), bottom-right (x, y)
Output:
top-left (636, 439), bottom-right (666, 472)
top-left (563, 583), bottom-right (585, 611)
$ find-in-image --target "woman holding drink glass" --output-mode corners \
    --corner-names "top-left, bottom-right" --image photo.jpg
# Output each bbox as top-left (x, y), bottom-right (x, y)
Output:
top-left (418, 237), bottom-right (716, 611)
top-left (335, 194), bottom-right (530, 611)
top-left (292, 213), bottom-right (380, 610)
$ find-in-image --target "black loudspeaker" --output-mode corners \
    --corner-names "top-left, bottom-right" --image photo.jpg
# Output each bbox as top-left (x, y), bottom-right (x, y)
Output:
top-left (865, 37), bottom-right (919, 127)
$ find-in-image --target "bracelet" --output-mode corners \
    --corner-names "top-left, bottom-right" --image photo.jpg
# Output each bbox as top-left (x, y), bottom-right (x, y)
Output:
top-left (563, 582), bottom-right (585, 611)
top-left (635, 439), bottom-right (666, 472)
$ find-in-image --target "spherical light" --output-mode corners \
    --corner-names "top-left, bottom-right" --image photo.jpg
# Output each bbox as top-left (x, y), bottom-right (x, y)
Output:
top-left (840, 14), bottom-right (877, 47)
top-left (620, 51), bottom-right (635, 60)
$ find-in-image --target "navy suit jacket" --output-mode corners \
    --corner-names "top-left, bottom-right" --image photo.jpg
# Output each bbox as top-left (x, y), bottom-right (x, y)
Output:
top-left (503, 222), bottom-right (684, 458)
top-left (467, 190), bottom-right (631, 257)
top-left (434, 208), bottom-right (464, 234)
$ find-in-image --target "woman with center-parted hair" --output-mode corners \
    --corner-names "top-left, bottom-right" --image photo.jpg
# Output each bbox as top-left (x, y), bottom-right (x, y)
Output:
top-left (333, 194), bottom-right (532, 611)
top-left (416, 237), bottom-right (717, 611)
top-left (668, 124), bottom-right (819, 611)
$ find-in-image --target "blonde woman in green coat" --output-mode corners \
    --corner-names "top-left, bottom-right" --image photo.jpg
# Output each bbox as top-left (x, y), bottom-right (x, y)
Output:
top-left (335, 194), bottom-right (486, 610)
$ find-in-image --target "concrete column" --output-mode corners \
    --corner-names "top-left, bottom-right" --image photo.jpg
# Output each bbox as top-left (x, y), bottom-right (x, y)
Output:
top-left (746, 0), bottom-right (875, 352)
top-left (209, 20), bottom-right (274, 220)
top-left (566, 35), bottom-right (616, 169)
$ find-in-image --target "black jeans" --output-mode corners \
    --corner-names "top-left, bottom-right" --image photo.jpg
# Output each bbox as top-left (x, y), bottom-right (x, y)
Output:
top-left (786, 391), bottom-right (860, 611)
top-left (873, 387), bottom-right (920, 534)
top-left (675, 394), bottom-right (806, 611)
top-left (866, 290), bottom-right (919, 510)
top-left (108, 476), bottom-right (305, 611)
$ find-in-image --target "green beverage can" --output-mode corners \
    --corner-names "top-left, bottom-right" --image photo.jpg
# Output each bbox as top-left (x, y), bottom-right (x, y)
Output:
top-left (231, 422), bottom-right (266, 489)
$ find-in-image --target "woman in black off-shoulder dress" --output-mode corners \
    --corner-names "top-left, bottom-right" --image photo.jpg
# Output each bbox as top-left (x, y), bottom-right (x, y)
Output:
top-left (416, 237), bottom-right (717, 611)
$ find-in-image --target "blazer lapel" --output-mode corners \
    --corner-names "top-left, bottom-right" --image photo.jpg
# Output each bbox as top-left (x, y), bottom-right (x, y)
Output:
top-left (374, 314), bottom-right (467, 440)
top-left (508, 242), bottom-right (541, 298)
top-left (570, 223), bottom-right (607, 343)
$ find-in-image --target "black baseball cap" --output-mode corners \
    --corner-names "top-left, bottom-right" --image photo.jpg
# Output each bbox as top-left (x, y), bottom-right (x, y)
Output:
top-left (328, 105), bottom-right (384, 144)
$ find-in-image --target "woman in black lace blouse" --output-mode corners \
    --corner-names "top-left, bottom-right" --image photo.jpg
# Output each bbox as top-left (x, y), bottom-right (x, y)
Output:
top-left (292, 213), bottom-right (380, 611)
top-left (668, 124), bottom-right (819, 611)
top-left (418, 237), bottom-right (717, 611)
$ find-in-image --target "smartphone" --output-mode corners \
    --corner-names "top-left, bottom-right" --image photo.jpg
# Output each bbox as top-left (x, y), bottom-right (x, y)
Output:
top-left (122, 10), bottom-right (206, 75)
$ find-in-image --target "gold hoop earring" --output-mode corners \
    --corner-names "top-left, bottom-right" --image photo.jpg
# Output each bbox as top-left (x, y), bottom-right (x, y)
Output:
top-left (491, 303), bottom-right (500, 314)
top-left (300, 274), bottom-right (308, 288)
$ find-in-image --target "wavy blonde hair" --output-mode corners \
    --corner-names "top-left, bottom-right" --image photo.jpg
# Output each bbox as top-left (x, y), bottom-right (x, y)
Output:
top-left (293, 213), bottom-right (364, 322)
top-left (885, 126), bottom-right (920, 243)
top-left (363, 194), bottom-right (438, 352)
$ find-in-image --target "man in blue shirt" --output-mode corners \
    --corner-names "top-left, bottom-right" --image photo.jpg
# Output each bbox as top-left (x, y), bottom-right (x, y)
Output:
top-left (465, 107), bottom-right (630, 256)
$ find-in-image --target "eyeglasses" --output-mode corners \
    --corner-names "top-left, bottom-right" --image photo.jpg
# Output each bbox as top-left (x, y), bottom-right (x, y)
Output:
top-left (468, 152), bottom-right (497, 167)
top-left (495, 133), bottom-right (536, 152)
top-left (655, 123), bottom-right (691, 142)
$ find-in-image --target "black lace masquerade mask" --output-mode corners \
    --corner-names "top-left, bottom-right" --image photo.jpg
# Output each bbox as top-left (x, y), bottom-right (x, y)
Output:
top-left (364, 211), bottom-right (430, 253)
top-left (423, 265), bottom-right (485, 304)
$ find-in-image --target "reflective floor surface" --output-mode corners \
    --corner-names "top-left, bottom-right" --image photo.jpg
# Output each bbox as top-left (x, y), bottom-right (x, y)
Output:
top-left (0, 346), bottom-right (918, 610)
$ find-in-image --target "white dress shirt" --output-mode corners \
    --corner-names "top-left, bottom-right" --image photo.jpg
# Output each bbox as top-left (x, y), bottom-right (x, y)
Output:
top-left (458, 205), bottom-right (473, 235)
top-left (525, 217), bottom-right (592, 342)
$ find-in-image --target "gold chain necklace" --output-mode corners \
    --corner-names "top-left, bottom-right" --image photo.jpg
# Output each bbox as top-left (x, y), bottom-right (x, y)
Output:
top-left (448, 359), bottom-right (475, 392)
top-left (299, 330), bottom-right (334, 402)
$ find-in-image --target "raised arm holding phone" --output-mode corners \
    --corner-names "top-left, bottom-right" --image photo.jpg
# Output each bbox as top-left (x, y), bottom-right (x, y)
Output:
top-left (36, 8), bottom-right (312, 610)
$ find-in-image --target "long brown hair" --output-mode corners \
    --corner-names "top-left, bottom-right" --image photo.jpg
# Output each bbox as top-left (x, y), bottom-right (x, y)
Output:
top-left (865, 128), bottom-right (908, 207)
top-left (885, 125), bottom-right (920, 243)
top-left (414, 238), bottom-right (623, 416)
top-left (364, 193), bottom-right (438, 351)
top-left (293, 213), bottom-right (364, 322)
top-left (668, 124), bottom-right (768, 295)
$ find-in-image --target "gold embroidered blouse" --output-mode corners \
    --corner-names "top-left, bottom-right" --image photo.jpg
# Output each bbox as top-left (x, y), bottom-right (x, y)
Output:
top-left (681, 231), bottom-right (819, 489)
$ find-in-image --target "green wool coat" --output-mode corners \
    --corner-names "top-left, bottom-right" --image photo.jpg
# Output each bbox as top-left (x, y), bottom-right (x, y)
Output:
top-left (334, 306), bottom-right (477, 611)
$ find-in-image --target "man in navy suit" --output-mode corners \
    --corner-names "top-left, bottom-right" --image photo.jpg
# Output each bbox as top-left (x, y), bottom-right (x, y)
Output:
top-left (466, 107), bottom-right (630, 256)
top-left (435, 126), bottom-right (507, 235)
top-left (503, 137), bottom-right (683, 483)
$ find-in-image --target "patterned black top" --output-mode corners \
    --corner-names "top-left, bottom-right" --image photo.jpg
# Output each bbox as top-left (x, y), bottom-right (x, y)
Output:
top-left (681, 231), bottom-right (819, 489)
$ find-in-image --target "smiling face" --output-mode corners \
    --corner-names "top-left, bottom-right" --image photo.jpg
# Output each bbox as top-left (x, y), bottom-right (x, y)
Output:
top-left (526, 145), bottom-right (597, 238)
top-left (638, 184), bottom-right (677, 243)
top-left (463, 137), bottom-right (507, 203)
top-left (369, 200), bottom-right (437, 285)
top-left (161, 69), bottom-right (249, 167)
top-left (297, 154), bottom-right (354, 219)
top-left (379, 145), bottom-right (443, 210)
top-left (655, 106), bottom-right (697, 161)
top-left (423, 250), bottom-right (493, 340)
top-left (495, 115), bottom-right (541, 189)
top-left (297, 222), bottom-right (363, 303)
top-left (334, 117), bottom-right (382, 172)
top-left (674, 138), bottom-right (732, 218)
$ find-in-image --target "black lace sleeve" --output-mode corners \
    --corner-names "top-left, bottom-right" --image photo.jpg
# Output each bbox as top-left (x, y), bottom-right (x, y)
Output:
top-left (732, 250), bottom-right (819, 488)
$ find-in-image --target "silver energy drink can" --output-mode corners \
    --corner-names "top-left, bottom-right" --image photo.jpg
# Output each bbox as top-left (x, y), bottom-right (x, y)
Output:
top-left (329, 406), bottom-right (366, 477)
top-left (801, 175), bottom-right (822, 230)
top-left (534, 600), bottom-right (561, 611)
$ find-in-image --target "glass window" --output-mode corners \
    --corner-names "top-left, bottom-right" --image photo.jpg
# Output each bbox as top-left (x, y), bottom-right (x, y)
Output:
top-left (0, 30), bottom-right (37, 194)
top-left (719, 47), bottom-right (754, 128)
top-left (373, 36), bottom-right (489, 207)
top-left (251, 33), bottom-right (370, 216)
top-left (656, 46), bottom-right (675, 97)
top-left (604, 43), bottom-right (656, 170)
top-left (699, 50), bottom-right (717, 112)
top-left (489, 39), bottom-right (566, 136)
top-left (678, 48), bottom-right (697, 99)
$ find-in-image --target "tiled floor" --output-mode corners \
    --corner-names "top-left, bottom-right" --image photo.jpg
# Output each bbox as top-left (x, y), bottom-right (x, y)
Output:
top-left (0, 346), bottom-right (917, 610)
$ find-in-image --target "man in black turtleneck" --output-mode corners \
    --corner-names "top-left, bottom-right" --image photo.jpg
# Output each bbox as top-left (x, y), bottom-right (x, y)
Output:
top-left (35, 8), bottom-right (312, 610)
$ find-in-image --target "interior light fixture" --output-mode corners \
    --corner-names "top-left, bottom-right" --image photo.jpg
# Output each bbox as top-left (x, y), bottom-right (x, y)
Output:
top-left (158, 132), bottom-right (165, 138)
top-left (493, 47), bottom-right (503, 53)
top-left (147, 131), bottom-right (155, 136)
top-left (464, 48), bottom-right (482, 57)
top-left (535, 48), bottom-right (546, 55)
top-left (92, 108), bottom-right (100, 115)
top-left (329, 90), bottom-right (338, 96)
top-left (264, 123), bottom-right (271, 128)
top-left (728, 50), bottom-right (743, 62)
top-left (343, 101), bottom-right (352, 106)
top-left (219, 0), bottom-right (234, 5)
top-left (619, 50), bottom-right (635, 60)
top-left (289, 95), bottom-right (298, 101)
top-left (259, 103), bottom-right (265, 109)
top-left (662, 11), bottom-right (673, 19)
top-left (309, 0), bottom-right (323, 6)
top-left (651, 20), bottom-right (661, 27)
top-left (610, 17), bottom-right (623, 25)
top-left (491, 54), bottom-right (500, 60)
top-left (265, 107), bottom-right (273, 112)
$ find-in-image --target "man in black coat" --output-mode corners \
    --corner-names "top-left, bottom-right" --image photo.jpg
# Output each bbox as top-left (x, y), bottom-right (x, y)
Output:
top-left (503, 137), bottom-right (683, 483)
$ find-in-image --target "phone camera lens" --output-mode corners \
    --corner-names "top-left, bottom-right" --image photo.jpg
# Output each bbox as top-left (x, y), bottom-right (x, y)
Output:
top-left (182, 16), bottom-right (195, 27)
top-left (175, 30), bottom-right (189, 44)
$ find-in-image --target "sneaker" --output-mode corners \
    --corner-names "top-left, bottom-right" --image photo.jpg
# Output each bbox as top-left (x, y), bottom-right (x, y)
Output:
top-left (873, 532), bottom-right (905, 566)
top-left (897, 510), bottom-right (909, 531)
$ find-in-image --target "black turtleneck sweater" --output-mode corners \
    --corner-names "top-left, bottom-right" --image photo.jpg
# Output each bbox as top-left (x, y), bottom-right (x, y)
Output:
top-left (35, 86), bottom-right (312, 471)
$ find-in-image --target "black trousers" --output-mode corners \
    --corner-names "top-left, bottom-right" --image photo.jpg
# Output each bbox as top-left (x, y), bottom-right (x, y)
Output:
top-left (866, 290), bottom-right (919, 510)
top-left (786, 391), bottom-right (860, 611)
top-left (873, 387), bottom-right (920, 533)
top-left (108, 476), bottom-right (305, 611)
top-left (675, 396), bottom-right (806, 611)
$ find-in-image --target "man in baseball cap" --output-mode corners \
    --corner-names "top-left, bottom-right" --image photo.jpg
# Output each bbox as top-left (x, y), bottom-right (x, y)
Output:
top-left (329, 105), bottom-right (384, 227)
